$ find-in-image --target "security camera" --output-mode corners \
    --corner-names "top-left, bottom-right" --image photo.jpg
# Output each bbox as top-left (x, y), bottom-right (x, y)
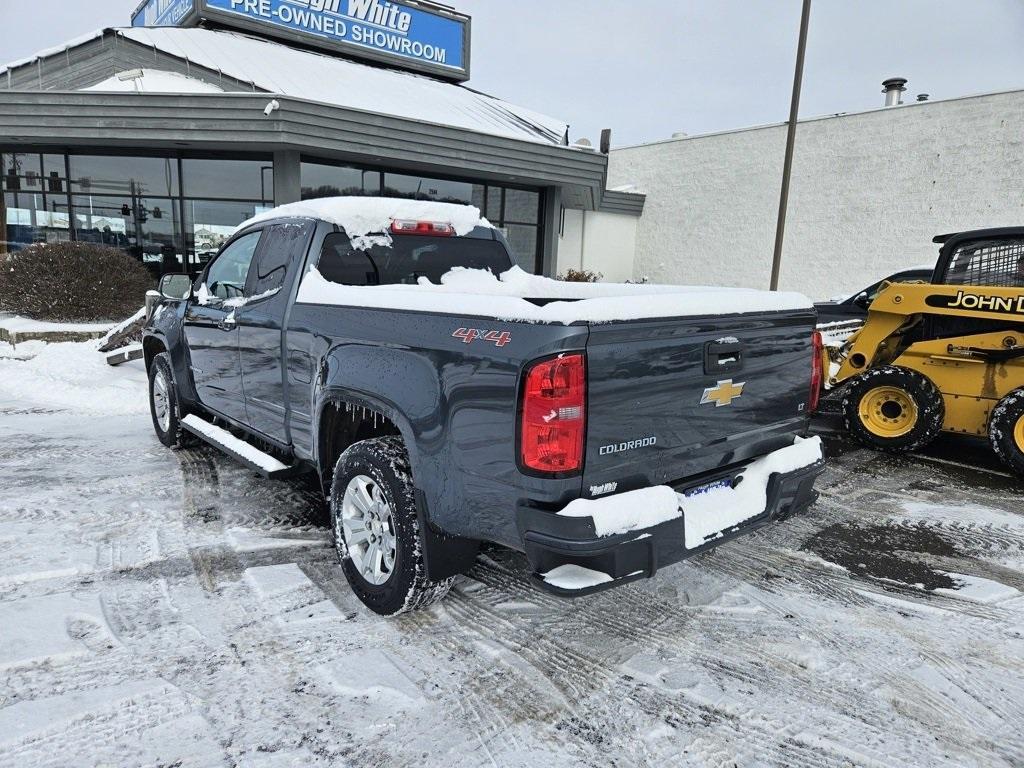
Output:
top-left (263, 99), bottom-right (280, 117)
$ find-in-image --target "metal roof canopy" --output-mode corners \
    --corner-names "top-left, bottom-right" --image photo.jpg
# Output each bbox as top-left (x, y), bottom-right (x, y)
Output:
top-left (0, 90), bottom-right (608, 209)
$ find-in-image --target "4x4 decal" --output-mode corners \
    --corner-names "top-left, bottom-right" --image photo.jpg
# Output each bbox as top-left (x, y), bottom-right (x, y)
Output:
top-left (453, 328), bottom-right (512, 347)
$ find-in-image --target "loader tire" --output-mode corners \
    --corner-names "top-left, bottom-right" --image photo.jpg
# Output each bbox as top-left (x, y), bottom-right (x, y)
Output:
top-left (989, 389), bottom-right (1024, 477)
top-left (842, 366), bottom-right (944, 453)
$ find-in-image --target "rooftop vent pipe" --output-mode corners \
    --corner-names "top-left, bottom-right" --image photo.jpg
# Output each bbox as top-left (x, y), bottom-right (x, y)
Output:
top-left (882, 77), bottom-right (907, 106)
top-left (916, 93), bottom-right (930, 102)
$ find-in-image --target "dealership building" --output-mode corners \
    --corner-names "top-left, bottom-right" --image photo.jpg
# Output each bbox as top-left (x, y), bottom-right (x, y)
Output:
top-left (561, 85), bottom-right (1024, 297)
top-left (0, 0), bottom-right (644, 277)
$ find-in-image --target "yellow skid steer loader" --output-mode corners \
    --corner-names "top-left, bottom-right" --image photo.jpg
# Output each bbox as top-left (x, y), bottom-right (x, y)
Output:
top-left (829, 228), bottom-right (1024, 475)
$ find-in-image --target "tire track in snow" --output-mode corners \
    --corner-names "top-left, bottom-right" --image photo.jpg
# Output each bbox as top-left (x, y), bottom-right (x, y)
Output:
top-left (443, 574), bottom-right (887, 768)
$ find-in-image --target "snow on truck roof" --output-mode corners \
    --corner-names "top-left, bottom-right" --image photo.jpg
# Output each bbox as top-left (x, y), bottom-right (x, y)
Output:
top-left (235, 197), bottom-right (490, 239)
top-left (240, 197), bottom-right (812, 325)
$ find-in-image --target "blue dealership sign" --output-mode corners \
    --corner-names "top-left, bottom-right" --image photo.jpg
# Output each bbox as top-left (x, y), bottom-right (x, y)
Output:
top-left (129, 0), bottom-right (470, 81)
top-left (203, 0), bottom-right (468, 79)
top-left (131, 0), bottom-right (195, 27)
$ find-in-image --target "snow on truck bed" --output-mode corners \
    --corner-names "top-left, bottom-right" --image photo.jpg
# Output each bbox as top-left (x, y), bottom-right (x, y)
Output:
top-left (239, 198), bottom-right (813, 326)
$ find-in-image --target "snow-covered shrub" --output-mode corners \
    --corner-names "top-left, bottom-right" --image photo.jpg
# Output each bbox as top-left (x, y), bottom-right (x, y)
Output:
top-left (0, 242), bottom-right (155, 322)
top-left (558, 268), bottom-right (603, 283)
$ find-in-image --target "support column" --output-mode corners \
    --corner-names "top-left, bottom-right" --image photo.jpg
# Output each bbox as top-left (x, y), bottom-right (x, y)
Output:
top-left (273, 150), bottom-right (301, 207)
top-left (540, 186), bottom-right (562, 277)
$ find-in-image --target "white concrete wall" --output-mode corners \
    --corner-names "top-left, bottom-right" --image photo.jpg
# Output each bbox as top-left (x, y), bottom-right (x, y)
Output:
top-left (556, 209), bottom-right (638, 282)
top-left (607, 90), bottom-right (1024, 300)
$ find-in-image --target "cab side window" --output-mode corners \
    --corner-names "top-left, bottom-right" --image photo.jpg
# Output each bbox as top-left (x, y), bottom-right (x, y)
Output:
top-left (317, 232), bottom-right (379, 286)
top-left (248, 222), bottom-right (313, 296)
top-left (205, 231), bottom-right (263, 300)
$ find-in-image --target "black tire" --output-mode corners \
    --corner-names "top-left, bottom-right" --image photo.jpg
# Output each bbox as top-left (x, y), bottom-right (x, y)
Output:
top-left (330, 436), bottom-right (453, 616)
top-left (989, 389), bottom-right (1024, 477)
top-left (842, 365), bottom-right (944, 453)
top-left (148, 352), bottom-right (192, 448)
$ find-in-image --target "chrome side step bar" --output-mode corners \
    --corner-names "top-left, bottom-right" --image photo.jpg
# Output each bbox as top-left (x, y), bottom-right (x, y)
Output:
top-left (180, 414), bottom-right (303, 479)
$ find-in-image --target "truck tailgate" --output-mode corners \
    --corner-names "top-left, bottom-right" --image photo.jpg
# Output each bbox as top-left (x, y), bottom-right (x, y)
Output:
top-left (582, 310), bottom-right (816, 493)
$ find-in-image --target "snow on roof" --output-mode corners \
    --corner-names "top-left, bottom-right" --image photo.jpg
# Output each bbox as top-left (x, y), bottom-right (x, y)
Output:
top-left (234, 197), bottom-right (489, 239)
top-left (296, 264), bottom-right (813, 325)
top-left (0, 28), bottom-right (106, 72)
top-left (83, 68), bottom-right (225, 94)
top-left (1, 26), bottom-right (568, 145)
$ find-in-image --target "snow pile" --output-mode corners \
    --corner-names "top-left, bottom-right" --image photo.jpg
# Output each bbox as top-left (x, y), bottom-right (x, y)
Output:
top-left (560, 487), bottom-right (682, 537)
top-left (234, 197), bottom-right (488, 240)
top-left (680, 436), bottom-right (823, 548)
top-left (297, 265), bottom-right (812, 325)
top-left (933, 573), bottom-right (1021, 604)
top-left (540, 564), bottom-right (614, 591)
top-left (557, 437), bottom-right (823, 545)
top-left (0, 340), bottom-right (147, 415)
top-left (83, 69), bottom-right (225, 94)
top-left (0, 314), bottom-right (113, 335)
top-left (818, 319), bottom-right (862, 350)
top-left (97, 307), bottom-right (147, 347)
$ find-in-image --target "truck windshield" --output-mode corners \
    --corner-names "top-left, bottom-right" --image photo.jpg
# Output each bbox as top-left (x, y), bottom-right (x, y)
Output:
top-left (317, 232), bottom-right (515, 286)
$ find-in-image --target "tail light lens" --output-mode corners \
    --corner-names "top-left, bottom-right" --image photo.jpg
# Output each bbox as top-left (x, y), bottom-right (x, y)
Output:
top-left (390, 220), bottom-right (455, 237)
top-left (809, 330), bottom-right (823, 414)
top-left (520, 354), bottom-right (586, 474)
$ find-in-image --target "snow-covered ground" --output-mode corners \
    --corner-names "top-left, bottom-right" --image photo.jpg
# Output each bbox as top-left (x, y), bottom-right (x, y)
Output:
top-left (2, 341), bottom-right (1024, 767)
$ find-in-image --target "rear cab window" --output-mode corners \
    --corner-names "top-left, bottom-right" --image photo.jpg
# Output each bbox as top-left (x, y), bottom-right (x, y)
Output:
top-left (316, 228), bottom-right (514, 286)
top-left (943, 238), bottom-right (1024, 287)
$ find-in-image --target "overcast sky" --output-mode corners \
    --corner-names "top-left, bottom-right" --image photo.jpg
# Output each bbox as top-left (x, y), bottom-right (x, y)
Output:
top-left (2, 0), bottom-right (1023, 146)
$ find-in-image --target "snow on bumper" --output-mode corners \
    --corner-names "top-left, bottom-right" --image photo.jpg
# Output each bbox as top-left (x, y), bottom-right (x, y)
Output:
top-left (522, 437), bottom-right (825, 597)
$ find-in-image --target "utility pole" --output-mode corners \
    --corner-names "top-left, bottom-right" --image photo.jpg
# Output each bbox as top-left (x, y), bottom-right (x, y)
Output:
top-left (770, 0), bottom-right (812, 291)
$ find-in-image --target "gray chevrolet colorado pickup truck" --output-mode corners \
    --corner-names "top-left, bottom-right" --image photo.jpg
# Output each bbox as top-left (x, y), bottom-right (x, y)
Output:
top-left (145, 197), bottom-right (825, 616)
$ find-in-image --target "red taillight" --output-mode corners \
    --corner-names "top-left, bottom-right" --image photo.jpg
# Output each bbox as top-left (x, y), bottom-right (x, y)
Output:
top-left (390, 220), bottom-right (455, 237)
top-left (520, 354), bottom-right (586, 474)
top-left (809, 330), bottom-right (823, 414)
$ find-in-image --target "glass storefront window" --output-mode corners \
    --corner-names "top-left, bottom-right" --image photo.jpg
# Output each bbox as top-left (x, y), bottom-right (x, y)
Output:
top-left (486, 187), bottom-right (502, 220)
top-left (3, 190), bottom-right (71, 250)
top-left (302, 162), bottom-right (381, 199)
top-left (182, 158), bottom-right (274, 202)
top-left (70, 154), bottom-right (179, 197)
top-left (504, 188), bottom-right (540, 224)
top-left (303, 157), bottom-right (544, 272)
top-left (184, 199), bottom-right (270, 271)
top-left (383, 173), bottom-right (484, 206)
top-left (504, 223), bottom-right (539, 273)
top-left (2, 153), bottom-right (73, 252)
top-left (72, 194), bottom-right (183, 277)
top-left (3, 151), bottom-right (545, 274)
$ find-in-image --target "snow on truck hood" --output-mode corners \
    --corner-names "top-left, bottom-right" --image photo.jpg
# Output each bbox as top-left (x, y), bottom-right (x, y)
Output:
top-left (240, 197), bottom-right (811, 325)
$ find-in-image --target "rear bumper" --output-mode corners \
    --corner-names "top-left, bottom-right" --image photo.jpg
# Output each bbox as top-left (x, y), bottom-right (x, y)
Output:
top-left (517, 447), bottom-right (825, 597)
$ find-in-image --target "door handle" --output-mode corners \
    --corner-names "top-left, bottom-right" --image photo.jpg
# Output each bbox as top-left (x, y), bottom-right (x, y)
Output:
top-left (218, 316), bottom-right (237, 331)
top-left (704, 341), bottom-right (744, 374)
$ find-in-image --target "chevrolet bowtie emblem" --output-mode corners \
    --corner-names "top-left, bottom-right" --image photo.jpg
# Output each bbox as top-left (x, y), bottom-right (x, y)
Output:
top-left (701, 379), bottom-right (746, 408)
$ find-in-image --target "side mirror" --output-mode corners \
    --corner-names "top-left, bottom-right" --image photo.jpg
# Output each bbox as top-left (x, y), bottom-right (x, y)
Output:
top-left (158, 273), bottom-right (193, 301)
top-left (853, 291), bottom-right (871, 309)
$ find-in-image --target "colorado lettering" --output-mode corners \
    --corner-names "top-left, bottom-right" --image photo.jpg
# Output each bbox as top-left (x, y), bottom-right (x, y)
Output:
top-left (599, 437), bottom-right (657, 456)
